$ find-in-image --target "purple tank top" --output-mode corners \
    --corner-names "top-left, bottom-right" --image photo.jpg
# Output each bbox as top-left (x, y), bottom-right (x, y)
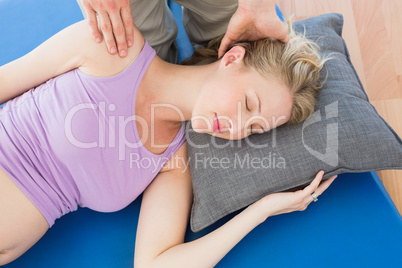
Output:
top-left (0, 41), bottom-right (187, 227)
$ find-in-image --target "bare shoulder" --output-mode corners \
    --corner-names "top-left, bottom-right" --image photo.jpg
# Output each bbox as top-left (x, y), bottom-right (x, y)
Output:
top-left (76, 19), bottom-right (145, 77)
top-left (159, 141), bottom-right (189, 173)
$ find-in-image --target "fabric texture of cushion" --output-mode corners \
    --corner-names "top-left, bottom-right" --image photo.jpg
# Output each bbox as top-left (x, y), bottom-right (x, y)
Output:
top-left (184, 13), bottom-right (402, 233)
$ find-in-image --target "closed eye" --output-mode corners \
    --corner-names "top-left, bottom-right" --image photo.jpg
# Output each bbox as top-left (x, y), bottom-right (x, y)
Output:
top-left (245, 96), bottom-right (250, 111)
top-left (246, 96), bottom-right (265, 134)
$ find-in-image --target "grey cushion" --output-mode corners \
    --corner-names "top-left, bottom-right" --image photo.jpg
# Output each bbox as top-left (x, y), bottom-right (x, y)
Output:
top-left (184, 13), bottom-right (402, 233)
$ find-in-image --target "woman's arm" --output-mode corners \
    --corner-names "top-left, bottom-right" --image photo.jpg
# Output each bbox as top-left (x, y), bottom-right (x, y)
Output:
top-left (0, 20), bottom-right (87, 104)
top-left (0, 19), bottom-right (144, 104)
top-left (134, 141), bottom-right (337, 267)
top-left (134, 141), bottom-right (265, 268)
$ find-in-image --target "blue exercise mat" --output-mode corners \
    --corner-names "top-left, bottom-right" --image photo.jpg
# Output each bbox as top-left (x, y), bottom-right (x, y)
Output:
top-left (1, 1), bottom-right (402, 267)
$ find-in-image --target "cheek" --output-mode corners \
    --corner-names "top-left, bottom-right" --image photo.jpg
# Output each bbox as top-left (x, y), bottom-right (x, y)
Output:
top-left (193, 79), bottom-right (230, 112)
top-left (191, 76), bottom-right (242, 133)
top-left (191, 80), bottom-right (221, 132)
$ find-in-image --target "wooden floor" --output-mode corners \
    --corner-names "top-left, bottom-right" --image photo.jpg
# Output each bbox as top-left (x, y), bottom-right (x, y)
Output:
top-left (276, 0), bottom-right (402, 214)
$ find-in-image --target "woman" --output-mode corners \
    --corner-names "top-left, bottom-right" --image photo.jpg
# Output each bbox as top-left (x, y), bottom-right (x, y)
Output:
top-left (0, 18), bottom-right (336, 266)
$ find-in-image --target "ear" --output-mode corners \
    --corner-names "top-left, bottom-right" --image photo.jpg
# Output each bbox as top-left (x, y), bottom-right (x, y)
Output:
top-left (219, 46), bottom-right (246, 69)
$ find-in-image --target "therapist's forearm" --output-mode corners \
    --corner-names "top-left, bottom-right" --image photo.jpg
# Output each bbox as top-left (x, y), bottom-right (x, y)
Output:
top-left (149, 201), bottom-right (267, 268)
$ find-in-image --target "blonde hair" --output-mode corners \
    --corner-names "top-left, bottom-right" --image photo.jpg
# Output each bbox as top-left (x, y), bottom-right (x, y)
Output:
top-left (181, 19), bottom-right (330, 124)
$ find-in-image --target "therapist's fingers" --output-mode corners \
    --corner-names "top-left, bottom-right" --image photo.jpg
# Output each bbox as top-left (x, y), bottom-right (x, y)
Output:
top-left (83, 4), bottom-right (103, 43)
top-left (109, 11), bottom-right (128, 57)
top-left (98, 11), bottom-right (118, 55)
top-left (218, 35), bottom-right (234, 59)
top-left (88, 10), bottom-right (102, 43)
top-left (120, 5), bottom-right (134, 48)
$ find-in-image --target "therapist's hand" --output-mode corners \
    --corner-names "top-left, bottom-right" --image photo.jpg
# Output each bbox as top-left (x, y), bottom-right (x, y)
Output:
top-left (218, 0), bottom-right (289, 58)
top-left (81, 0), bottom-right (134, 57)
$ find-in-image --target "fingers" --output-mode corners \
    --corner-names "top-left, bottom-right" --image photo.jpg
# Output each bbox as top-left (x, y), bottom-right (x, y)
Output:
top-left (98, 11), bottom-right (118, 55)
top-left (280, 34), bottom-right (290, 44)
top-left (273, 20), bottom-right (290, 44)
top-left (120, 6), bottom-right (134, 48)
top-left (83, 0), bottom-right (133, 57)
top-left (291, 172), bottom-right (338, 214)
top-left (218, 35), bottom-right (233, 59)
top-left (108, 11), bottom-right (128, 57)
top-left (303, 170), bottom-right (324, 195)
top-left (315, 174), bottom-right (337, 196)
top-left (86, 8), bottom-right (102, 43)
top-left (303, 170), bottom-right (338, 194)
top-left (302, 171), bottom-right (337, 204)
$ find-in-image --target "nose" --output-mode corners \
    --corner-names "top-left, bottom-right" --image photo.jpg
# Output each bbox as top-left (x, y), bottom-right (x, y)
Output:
top-left (227, 120), bottom-right (233, 133)
top-left (227, 117), bottom-right (252, 137)
top-left (222, 117), bottom-right (241, 136)
top-left (215, 115), bottom-right (233, 134)
top-left (218, 116), bottom-right (233, 134)
top-left (224, 119), bottom-right (248, 137)
top-left (218, 101), bottom-right (248, 136)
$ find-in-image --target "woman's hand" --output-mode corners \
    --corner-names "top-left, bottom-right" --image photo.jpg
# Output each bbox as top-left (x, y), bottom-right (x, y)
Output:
top-left (256, 170), bottom-right (338, 222)
top-left (80, 0), bottom-right (134, 57)
top-left (218, 0), bottom-right (289, 58)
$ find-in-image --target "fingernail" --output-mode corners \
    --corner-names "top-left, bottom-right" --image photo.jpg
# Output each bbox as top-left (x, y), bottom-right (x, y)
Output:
top-left (120, 50), bottom-right (127, 57)
top-left (110, 47), bottom-right (117, 53)
top-left (127, 40), bottom-right (132, 47)
top-left (96, 37), bottom-right (101, 43)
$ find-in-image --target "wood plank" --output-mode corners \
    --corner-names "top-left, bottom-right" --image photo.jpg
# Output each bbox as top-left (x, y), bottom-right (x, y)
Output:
top-left (382, 0), bottom-right (402, 76)
top-left (377, 169), bottom-right (402, 216)
top-left (351, 0), bottom-right (401, 100)
top-left (370, 99), bottom-right (402, 138)
top-left (368, 99), bottom-right (402, 214)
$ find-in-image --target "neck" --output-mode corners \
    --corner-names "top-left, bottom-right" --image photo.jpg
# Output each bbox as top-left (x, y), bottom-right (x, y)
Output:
top-left (141, 57), bottom-right (220, 128)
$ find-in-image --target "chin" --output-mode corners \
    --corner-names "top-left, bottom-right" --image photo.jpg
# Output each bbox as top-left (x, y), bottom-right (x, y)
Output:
top-left (190, 118), bottom-right (209, 134)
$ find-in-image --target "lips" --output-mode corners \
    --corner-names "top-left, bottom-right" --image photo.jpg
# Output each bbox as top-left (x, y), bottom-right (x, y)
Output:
top-left (213, 113), bottom-right (222, 133)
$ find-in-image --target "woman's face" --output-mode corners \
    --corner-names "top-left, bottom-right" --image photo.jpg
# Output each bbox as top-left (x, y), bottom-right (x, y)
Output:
top-left (191, 46), bottom-right (293, 140)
